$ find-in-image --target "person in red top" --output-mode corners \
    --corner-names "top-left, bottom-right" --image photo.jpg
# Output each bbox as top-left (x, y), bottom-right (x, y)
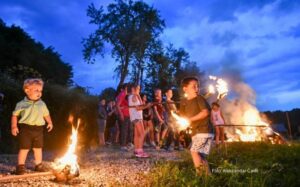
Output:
top-left (116, 83), bottom-right (132, 151)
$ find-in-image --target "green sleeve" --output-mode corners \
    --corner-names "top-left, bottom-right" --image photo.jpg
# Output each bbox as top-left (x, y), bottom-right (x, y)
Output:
top-left (12, 103), bottom-right (22, 116)
top-left (42, 103), bottom-right (50, 117)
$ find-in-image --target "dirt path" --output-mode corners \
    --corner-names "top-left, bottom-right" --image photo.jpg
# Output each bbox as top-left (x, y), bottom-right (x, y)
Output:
top-left (0, 146), bottom-right (182, 186)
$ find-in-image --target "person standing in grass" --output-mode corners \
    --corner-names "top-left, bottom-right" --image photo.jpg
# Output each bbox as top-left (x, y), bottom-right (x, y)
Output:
top-left (180, 77), bottom-right (214, 175)
top-left (211, 102), bottom-right (225, 145)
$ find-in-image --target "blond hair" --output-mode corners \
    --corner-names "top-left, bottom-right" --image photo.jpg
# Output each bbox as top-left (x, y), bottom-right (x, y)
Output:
top-left (23, 78), bottom-right (44, 90)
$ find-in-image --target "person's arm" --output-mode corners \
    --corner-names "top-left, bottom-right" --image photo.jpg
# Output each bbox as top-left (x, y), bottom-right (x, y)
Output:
top-left (98, 107), bottom-right (106, 119)
top-left (135, 103), bottom-right (152, 111)
top-left (220, 110), bottom-right (226, 124)
top-left (210, 112), bottom-right (216, 126)
top-left (11, 115), bottom-right (19, 136)
top-left (116, 95), bottom-right (124, 121)
top-left (153, 105), bottom-right (164, 123)
top-left (189, 109), bottom-right (209, 122)
top-left (44, 115), bottom-right (53, 132)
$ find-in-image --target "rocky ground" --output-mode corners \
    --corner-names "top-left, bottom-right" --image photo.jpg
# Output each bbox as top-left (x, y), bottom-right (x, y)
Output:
top-left (0, 145), bottom-right (183, 186)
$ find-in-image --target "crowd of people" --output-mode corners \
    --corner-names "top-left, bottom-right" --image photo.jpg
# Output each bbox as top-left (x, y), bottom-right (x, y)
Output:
top-left (7, 77), bottom-right (226, 176)
top-left (96, 84), bottom-right (188, 158)
top-left (96, 79), bottom-right (226, 162)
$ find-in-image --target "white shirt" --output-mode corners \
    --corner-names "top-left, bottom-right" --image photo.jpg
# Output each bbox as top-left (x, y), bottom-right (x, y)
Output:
top-left (128, 94), bottom-right (143, 121)
top-left (211, 110), bottom-right (225, 125)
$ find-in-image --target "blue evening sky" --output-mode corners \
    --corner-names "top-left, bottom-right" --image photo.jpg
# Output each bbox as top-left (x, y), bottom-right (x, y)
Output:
top-left (0, 0), bottom-right (300, 111)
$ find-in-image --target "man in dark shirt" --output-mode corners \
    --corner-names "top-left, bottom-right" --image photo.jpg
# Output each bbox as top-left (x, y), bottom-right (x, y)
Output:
top-left (180, 77), bottom-right (214, 175)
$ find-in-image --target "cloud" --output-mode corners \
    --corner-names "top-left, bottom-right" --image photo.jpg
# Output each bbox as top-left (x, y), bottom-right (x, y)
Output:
top-left (1, 0), bottom-right (299, 110)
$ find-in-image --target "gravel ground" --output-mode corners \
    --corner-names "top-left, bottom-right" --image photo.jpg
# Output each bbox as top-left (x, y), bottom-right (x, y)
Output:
top-left (0, 146), bottom-right (182, 186)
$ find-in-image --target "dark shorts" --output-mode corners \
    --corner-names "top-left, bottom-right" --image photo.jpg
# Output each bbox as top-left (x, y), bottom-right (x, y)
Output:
top-left (97, 119), bottom-right (106, 133)
top-left (18, 124), bottom-right (44, 149)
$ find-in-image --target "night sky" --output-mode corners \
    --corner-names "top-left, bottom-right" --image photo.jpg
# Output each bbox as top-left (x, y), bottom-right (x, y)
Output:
top-left (1, 0), bottom-right (300, 111)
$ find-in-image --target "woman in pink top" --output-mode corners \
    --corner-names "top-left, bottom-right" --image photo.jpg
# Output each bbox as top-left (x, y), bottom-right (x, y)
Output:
top-left (211, 102), bottom-right (225, 145)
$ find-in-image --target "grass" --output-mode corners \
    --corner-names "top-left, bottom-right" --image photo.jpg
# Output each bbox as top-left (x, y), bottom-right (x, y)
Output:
top-left (147, 142), bottom-right (300, 187)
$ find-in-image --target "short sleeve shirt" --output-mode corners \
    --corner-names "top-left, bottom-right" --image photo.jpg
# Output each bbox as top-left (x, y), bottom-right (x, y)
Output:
top-left (116, 91), bottom-right (130, 117)
top-left (128, 94), bottom-right (143, 121)
top-left (12, 97), bottom-right (49, 126)
top-left (180, 95), bottom-right (211, 135)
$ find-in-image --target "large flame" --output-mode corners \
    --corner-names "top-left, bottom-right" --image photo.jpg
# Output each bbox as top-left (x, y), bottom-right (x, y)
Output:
top-left (235, 109), bottom-right (269, 142)
top-left (52, 117), bottom-right (80, 174)
top-left (171, 111), bottom-right (190, 131)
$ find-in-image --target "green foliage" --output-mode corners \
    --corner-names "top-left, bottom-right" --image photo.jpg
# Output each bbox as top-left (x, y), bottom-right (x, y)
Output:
top-left (148, 142), bottom-right (300, 187)
top-left (83, 0), bottom-right (165, 86)
top-left (0, 20), bottom-right (73, 85)
top-left (99, 87), bottom-right (117, 101)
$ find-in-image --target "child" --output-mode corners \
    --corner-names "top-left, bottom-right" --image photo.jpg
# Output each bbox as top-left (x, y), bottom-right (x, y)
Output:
top-left (11, 79), bottom-right (53, 175)
top-left (128, 84), bottom-right (151, 158)
top-left (180, 77), bottom-right (214, 175)
top-left (211, 102), bottom-right (225, 145)
top-left (141, 94), bottom-right (155, 148)
top-left (116, 83), bottom-right (132, 151)
top-left (97, 98), bottom-right (107, 146)
top-left (152, 88), bottom-right (166, 149)
top-left (163, 89), bottom-right (181, 151)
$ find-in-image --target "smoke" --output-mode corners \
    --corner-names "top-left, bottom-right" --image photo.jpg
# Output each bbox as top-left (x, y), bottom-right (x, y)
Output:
top-left (213, 50), bottom-right (262, 125)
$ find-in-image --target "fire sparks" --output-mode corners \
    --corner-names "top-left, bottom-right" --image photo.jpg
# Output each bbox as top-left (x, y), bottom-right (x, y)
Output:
top-left (209, 75), bottom-right (228, 99)
top-left (208, 85), bottom-right (215, 94)
top-left (171, 111), bottom-right (190, 131)
top-left (52, 118), bottom-right (80, 179)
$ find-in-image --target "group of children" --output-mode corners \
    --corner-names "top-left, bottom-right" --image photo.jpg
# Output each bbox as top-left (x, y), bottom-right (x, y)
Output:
top-left (10, 77), bottom-right (226, 176)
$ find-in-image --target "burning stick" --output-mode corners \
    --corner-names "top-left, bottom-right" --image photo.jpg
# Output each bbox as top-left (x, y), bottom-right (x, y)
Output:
top-left (0, 172), bottom-right (53, 182)
top-left (208, 75), bottom-right (229, 100)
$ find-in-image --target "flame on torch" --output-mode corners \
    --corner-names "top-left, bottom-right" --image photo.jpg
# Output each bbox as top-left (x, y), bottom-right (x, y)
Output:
top-left (208, 85), bottom-right (215, 94)
top-left (209, 75), bottom-right (228, 100)
top-left (171, 111), bottom-right (190, 131)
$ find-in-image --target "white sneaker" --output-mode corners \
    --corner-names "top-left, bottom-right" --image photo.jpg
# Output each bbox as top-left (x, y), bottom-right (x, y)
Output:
top-left (143, 143), bottom-right (150, 147)
top-left (120, 146), bottom-right (128, 151)
top-left (127, 143), bottom-right (134, 150)
top-left (150, 141), bottom-right (156, 147)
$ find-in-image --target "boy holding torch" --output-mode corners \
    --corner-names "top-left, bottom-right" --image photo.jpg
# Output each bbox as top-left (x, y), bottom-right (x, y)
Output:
top-left (180, 77), bottom-right (214, 175)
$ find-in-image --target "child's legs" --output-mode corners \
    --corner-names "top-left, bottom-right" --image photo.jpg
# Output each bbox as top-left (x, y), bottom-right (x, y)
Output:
top-left (134, 120), bottom-right (145, 150)
top-left (18, 149), bottom-right (30, 165)
top-left (215, 126), bottom-right (220, 145)
top-left (32, 148), bottom-right (42, 165)
top-left (190, 151), bottom-right (202, 168)
top-left (148, 120), bottom-right (155, 142)
top-left (143, 120), bottom-right (149, 143)
top-left (161, 126), bottom-right (168, 141)
top-left (220, 127), bottom-right (225, 143)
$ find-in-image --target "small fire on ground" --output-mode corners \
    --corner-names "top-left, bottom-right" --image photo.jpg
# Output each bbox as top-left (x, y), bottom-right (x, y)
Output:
top-left (51, 116), bottom-right (80, 182)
